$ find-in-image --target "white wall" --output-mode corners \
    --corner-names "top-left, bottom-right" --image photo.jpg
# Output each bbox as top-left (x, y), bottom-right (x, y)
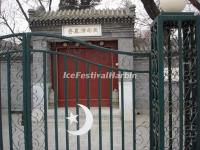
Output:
top-left (119, 81), bottom-right (133, 121)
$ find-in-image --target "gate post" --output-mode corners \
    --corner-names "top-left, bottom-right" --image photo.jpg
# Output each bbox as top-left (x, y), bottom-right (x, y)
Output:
top-left (22, 33), bottom-right (32, 150)
top-left (150, 15), bottom-right (165, 150)
top-left (196, 16), bottom-right (200, 150)
top-left (150, 13), bottom-right (200, 150)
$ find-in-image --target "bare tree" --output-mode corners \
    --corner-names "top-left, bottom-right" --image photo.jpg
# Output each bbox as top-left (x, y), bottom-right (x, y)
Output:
top-left (15, 0), bottom-right (29, 22)
top-left (59, 0), bottom-right (102, 10)
top-left (0, 0), bottom-right (103, 35)
top-left (80, 0), bottom-right (101, 9)
top-left (140, 0), bottom-right (160, 20)
top-left (0, 0), bottom-right (52, 35)
top-left (189, 0), bottom-right (200, 11)
top-left (15, 0), bottom-right (52, 22)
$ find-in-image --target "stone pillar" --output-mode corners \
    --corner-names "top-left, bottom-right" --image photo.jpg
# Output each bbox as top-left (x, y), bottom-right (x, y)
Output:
top-left (32, 39), bottom-right (51, 109)
top-left (118, 38), bottom-right (134, 121)
top-left (133, 58), bottom-right (149, 113)
top-left (31, 39), bottom-right (51, 148)
top-left (31, 39), bottom-right (52, 115)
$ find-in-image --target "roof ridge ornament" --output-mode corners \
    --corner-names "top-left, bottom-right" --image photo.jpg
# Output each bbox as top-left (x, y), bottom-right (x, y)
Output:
top-left (28, 6), bottom-right (46, 19)
top-left (127, 4), bottom-right (136, 16)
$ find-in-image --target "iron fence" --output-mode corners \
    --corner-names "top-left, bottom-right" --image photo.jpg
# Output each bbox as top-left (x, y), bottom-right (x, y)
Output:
top-left (0, 32), bottom-right (150, 150)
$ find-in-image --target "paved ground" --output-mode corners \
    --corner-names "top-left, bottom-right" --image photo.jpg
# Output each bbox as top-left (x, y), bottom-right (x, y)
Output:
top-left (2, 107), bottom-right (149, 150)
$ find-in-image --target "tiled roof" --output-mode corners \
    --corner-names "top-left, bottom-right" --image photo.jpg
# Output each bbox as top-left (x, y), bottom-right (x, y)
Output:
top-left (29, 7), bottom-right (135, 27)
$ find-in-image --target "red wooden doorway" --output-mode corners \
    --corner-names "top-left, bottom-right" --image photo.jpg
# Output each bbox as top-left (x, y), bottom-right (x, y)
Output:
top-left (51, 41), bottom-right (118, 107)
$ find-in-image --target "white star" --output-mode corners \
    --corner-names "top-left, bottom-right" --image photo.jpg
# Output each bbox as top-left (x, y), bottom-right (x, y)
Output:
top-left (66, 112), bottom-right (78, 125)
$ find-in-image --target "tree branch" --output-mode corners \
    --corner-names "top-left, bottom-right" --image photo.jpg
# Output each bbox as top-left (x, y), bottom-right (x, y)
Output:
top-left (49, 0), bottom-right (52, 11)
top-left (15, 0), bottom-right (29, 22)
top-left (140, 0), bottom-right (160, 20)
top-left (1, 16), bottom-right (16, 35)
top-left (189, 0), bottom-right (200, 11)
top-left (1, 15), bottom-right (22, 41)
top-left (38, 0), bottom-right (46, 10)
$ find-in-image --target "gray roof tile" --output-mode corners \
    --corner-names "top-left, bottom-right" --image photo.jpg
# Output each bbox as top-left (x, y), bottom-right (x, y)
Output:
top-left (29, 7), bottom-right (135, 27)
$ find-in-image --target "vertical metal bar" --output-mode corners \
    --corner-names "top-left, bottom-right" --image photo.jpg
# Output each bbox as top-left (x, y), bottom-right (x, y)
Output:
top-left (109, 69), bottom-right (113, 150)
top-left (120, 71), bottom-right (125, 150)
top-left (98, 66), bottom-right (102, 150)
top-left (196, 16), bottom-right (200, 150)
top-left (190, 24), bottom-right (197, 148)
top-left (178, 21), bottom-right (184, 150)
top-left (22, 34), bottom-right (32, 150)
top-left (183, 25), bottom-right (192, 147)
top-left (53, 54), bottom-right (59, 150)
top-left (167, 29), bottom-right (173, 150)
top-left (7, 53), bottom-right (13, 150)
top-left (132, 73), bottom-right (136, 150)
top-left (157, 18), bottom-right (165, 150)
top-left (75, 61), bottom-right (80, 150)
top-left (64, 56), bottom-right (69, 150)
top-left (86, 64), bottom-right (91, 150)
top-left (149, 27), bottom-right (154, 150)
top-left (183, 25), bottom-right (190, 149)
top-left (43, 52), bottom-right (48, 150)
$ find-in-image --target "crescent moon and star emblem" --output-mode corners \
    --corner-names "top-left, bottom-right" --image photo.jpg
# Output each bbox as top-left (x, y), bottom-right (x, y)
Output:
top-left (66, 104), bottom-right (93, 136)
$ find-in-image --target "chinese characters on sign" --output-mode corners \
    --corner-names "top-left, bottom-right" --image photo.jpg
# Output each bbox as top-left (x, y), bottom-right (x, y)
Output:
top-left (62, 25), bottom-right (102, 37)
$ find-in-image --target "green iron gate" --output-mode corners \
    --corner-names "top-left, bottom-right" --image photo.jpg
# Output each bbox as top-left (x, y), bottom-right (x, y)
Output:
top-left (0, 32), bottom-right (151, 150)
top-left (151, 13), bottom-right (200, 150)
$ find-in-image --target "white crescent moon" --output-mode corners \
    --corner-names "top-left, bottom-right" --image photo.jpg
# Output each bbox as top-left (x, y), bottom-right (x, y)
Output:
top-left (68, 104), bottom-right (93, 136)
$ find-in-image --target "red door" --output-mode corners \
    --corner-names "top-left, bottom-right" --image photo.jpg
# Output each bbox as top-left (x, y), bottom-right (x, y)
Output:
top-left (53, 41), bottom-right (118, 107)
